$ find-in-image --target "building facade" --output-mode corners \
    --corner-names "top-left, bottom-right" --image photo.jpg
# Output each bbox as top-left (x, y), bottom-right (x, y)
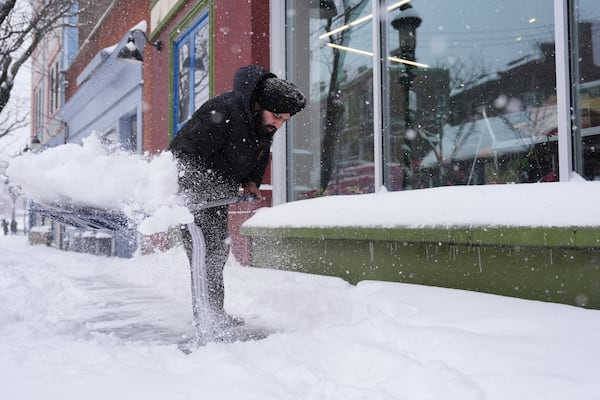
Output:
top-left (30, 0), bottom-right (599, 258)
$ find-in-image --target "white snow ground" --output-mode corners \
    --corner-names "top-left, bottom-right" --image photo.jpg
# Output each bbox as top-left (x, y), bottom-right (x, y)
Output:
top-left (1, 234), bottom-right (599, 400)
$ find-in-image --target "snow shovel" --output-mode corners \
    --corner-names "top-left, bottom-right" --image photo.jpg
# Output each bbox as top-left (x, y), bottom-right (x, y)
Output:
top-left (29, 195), bottom-right (260, 232)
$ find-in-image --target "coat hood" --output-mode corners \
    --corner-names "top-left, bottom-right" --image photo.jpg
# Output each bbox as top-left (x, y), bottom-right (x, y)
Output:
top-left (233, 64), bottom-right (276, 114)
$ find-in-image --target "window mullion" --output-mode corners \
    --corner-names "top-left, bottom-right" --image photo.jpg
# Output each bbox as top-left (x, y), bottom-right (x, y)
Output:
top-left (372, 0), bottom-right (383, 192)
top-left (554, 0), bottom-right (573, 181)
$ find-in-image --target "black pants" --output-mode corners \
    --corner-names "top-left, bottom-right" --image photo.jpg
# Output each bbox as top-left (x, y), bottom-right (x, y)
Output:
top-left (180, 205), bottom-right (229, 319)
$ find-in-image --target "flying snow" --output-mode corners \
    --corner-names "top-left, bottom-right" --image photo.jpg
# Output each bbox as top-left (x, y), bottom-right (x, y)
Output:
top-left (6, 134), bottom-right (193, 234)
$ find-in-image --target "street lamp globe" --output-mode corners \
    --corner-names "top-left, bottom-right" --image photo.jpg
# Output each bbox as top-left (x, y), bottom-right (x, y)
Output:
top-left (391, 5), bottom-right (422, 62)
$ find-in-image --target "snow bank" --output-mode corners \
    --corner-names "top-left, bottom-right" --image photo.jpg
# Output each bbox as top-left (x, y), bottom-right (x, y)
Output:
top-left (245, 181), bottom-right (600, 229)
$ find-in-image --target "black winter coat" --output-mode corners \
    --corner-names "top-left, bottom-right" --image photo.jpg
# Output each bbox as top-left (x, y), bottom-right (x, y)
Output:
top-left (169, 65), bottom-right (276, 202)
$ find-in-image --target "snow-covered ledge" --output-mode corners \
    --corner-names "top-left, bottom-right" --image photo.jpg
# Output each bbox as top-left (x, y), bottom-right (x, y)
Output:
top-left (242, 182), bottom-right (600, 309)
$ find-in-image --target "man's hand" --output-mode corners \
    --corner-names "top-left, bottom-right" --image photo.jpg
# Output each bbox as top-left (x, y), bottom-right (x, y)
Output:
top-left (243, 181), bottom-right (262, 198)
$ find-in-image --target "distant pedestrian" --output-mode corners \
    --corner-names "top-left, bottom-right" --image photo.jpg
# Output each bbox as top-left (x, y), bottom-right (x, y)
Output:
top-left (10, 219), bottom-right (17, 235)
top-left (1, 219), bottom-right (8, 235)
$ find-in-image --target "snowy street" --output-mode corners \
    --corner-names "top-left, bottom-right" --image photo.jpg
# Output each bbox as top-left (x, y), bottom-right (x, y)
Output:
top-left (1, 234), bottom-right (600, 400)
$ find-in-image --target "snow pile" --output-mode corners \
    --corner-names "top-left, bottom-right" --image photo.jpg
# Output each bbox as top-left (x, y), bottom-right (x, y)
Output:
top-left (246, 181), bottom-right (600, 229)
top-left (6, 135), bottom-right (192, 234)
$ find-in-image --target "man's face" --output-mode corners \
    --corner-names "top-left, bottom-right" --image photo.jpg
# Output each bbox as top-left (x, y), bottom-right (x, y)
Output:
top-left (260, 110), bottom-right (291, 136)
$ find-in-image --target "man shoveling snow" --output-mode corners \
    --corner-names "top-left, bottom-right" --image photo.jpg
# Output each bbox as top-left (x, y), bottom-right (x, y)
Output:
top-left (168, 64), bottom-right (306, 342)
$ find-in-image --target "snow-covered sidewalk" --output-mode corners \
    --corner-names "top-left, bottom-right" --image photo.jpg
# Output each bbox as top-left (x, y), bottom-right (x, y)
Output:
top-left (1, 235), bottom-right (599, 400)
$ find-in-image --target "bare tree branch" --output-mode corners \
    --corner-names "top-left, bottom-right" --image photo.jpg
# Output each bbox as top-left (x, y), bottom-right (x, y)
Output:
top-left (0, 96), bottom-right (29, 138)
top-left (319, 0), bottom-right (369, 191)
top-left (0, 0), bottom-right (81, 116)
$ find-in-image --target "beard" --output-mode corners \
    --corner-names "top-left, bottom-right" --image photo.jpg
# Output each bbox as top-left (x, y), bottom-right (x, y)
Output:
top-left (253, 110), bottom-right (277, 138)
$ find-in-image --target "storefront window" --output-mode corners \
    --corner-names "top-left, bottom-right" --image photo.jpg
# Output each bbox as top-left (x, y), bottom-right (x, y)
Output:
top-left (286, 0), bottom-right (558, 199)
top-left (175, 42), bottom-right (191, 125)
top-left (383, 0), bottom-right (557, 189)
top-left (193, 26), bottom-right (210, 112)
top-left (287, 0), bottom-right (375, 200)
top-left (173, 11), bottom-right (210, 134)
top-left (573, 0), bottom-right (600, 180)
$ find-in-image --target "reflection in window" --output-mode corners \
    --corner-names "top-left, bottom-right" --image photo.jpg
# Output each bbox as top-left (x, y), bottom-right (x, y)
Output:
top-left (574, 0), bottom-right (600, 180)
top-left (177, 42), bottom-right (191, 124)
top-left (173, 10), bottom-right (210, 134)
top-left (193, 27), bottom-right (210, 111)
top-left (288, 0), bottom-right (375, 200)
top-left (386, 0), bottom-right (557, 189)
top-left (286, 0), bottom-right (558, 201)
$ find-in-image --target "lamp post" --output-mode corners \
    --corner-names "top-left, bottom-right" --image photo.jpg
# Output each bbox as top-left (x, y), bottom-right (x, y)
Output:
top-left (391, 3), bottom-right (421, 130)
top-left (391, 3), bottom-right (422, 188)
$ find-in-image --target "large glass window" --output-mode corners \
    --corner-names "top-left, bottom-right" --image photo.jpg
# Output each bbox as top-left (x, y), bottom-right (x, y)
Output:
top-left (573, 0), bottom-right (600, 180)
top-left (173, 11), bottom-right (210, 134)
top-left (286, 0), bottom-right (557, 199)
top-left (287, 0), bottom-right (375, 200)
top-left (383, 0), bottom-right (557, 189)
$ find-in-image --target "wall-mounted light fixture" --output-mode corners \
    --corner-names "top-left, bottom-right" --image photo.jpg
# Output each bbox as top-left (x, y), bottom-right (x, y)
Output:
top-left (117, 29), bottom-right (162, 63)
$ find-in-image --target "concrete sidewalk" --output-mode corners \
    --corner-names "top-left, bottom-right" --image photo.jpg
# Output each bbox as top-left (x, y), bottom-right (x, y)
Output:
top-left (64, 273), bottom-right (194, 345)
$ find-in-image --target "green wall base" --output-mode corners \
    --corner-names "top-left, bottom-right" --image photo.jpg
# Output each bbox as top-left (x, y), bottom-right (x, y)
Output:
top-left (243, 226), bottom-right (600, 309)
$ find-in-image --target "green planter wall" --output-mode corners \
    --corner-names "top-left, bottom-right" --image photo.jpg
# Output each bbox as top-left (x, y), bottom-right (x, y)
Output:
top-left (241, 225), bottom-right (600, 309)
